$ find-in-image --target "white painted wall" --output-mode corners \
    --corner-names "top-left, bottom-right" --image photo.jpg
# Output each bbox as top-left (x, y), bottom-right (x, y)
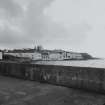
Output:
top-left (49, 53), bottom-right (63, 60)
top-left (0, 52), bottom-right (2, 60)
top-left (5, 51), bottom-right (83, 61)
top-left (64, 52), bottom-right (83, 60)
top-left (33, 52), bottom-right (42, 60)
top-left (5, 52), bottom-right (42, 60)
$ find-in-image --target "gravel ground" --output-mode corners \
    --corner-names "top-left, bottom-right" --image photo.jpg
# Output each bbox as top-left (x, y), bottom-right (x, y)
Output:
top-left (0, 76), bottom-right (105, 105)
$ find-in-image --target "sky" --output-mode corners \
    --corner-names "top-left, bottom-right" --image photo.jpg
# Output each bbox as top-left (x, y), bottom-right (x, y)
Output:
top-left (0, 0), bottom-right (105, 57)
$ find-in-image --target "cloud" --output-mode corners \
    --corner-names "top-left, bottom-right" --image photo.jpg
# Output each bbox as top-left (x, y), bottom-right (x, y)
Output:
top-left (0, 0), bottom-right (93, 51)
top-left (0, 0), bottom-right (55, 48)
top-left (0, 0), bottom-right (72, 49)
top-left (0, 0), bottom-right (22, 17)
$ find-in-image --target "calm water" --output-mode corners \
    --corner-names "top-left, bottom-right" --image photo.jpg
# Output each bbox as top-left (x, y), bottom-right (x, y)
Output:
top-left (32, 59), bottom-right (105, 68)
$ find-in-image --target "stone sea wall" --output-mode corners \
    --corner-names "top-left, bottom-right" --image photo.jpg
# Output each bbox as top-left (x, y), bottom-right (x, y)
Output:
top-left (0, 61), bottom-right (105, 93)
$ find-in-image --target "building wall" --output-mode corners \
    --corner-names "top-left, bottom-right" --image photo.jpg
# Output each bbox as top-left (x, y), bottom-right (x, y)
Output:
top-left (70, 53), bottom-right (83, 59)
top-left (64, 52), bottom-right (83, 60)
top-left (5, 51), bottom-right (83, 61)
top-left (49, 53), bottom-right (63, 60)
top-left (41, 52), bottom-right (49, 60)
top-left (21, 53), bottom-right (32, 58)
top-left (5, 53), bottom-right (19, 57)
top-left (33, 52), bottom-right (42, 60)
top-left (0, 52), bottom-right (2, 60)
top-left (5, 52), bottom-right (42, 60)
top-left (42, 55), bottom-right (49, 60)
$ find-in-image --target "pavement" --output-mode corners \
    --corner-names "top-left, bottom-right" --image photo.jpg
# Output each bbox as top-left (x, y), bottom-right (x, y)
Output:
top-left (0, 76), bottom-right (105, 105)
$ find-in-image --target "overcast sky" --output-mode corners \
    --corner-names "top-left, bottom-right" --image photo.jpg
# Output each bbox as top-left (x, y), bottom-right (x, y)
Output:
top-left (0, 0), bottom-right (105, 57)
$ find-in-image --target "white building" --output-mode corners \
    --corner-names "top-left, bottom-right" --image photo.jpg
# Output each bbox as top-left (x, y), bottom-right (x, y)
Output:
top-left (64, 52), bottom-right (83, 60)
top-left (49, 51), bottom-right (64, 60)
top-left (32, 52), bottom-right (42, 60)
top-left (41, 51), bottom-right (49, 60)
top-left (0, 52), bottom-right (2, 60)
top-left (4, 49), bottom-right (84, 61)
top-left (5, 50), bottom-right (42, 60)
top-left (41, 50), bottom-right (83, 61)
